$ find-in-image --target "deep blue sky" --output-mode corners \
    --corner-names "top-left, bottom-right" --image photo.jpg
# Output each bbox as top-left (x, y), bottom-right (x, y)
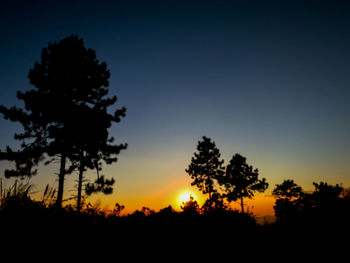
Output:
top-left (0, 0), bottom-right (349, 211)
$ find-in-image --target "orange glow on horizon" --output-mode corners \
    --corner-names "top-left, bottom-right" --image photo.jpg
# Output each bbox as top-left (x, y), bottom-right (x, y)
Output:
top-left (70, 188), bottom-right (275, 217)
top-left (29, 174), bottom-right (276, 217)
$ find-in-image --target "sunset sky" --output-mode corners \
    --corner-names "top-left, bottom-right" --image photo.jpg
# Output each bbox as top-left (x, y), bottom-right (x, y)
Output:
top-left (0, 0), bottom-right (349, 216)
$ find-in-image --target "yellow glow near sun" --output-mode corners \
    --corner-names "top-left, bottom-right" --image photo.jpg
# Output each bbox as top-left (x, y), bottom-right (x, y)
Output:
top-left (179, 191), bottom-right (196, 204)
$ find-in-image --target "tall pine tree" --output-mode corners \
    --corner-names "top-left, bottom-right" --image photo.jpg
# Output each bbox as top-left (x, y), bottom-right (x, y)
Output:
top-left (0, 35), bottom-right (127, 209)
top-left (186, 136), bottom-right (225, 206)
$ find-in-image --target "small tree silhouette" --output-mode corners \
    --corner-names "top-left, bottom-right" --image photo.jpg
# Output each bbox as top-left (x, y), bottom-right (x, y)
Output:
top-left (221, 153), bottom-right (268, 213)
top-left (312, 182), bottom-right (343, 203)
top-left (310, 182), bottom-right (344, 216)
top-left (110, 202), bottom-right (125, 217)
top-left (186, 136), bottom-right (224, 208)
top-left (272, 179), bottom-right (303, 221)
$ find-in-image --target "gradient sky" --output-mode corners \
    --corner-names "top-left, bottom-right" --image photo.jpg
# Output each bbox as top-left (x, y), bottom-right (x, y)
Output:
top-left (0, 0), bottom-right (349, 215)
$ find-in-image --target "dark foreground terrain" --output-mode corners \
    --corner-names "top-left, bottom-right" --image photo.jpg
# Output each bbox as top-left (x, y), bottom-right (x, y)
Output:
top-left (1, 205), bottom-right (348, 248)
top-left (1, 182), bottom-right (349, 256)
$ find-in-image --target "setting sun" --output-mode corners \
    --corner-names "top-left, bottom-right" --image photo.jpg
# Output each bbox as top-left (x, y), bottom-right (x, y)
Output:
top-left (179, 191), bottom-right (196, 205)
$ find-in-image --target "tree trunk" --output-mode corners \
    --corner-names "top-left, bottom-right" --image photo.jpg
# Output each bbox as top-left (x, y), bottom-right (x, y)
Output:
top-left (56, 153), bottom-right (66, 209)
top-left (76, 162), bottom-right (84, 212)
top-left (240, 196), bottom-right (244, 213)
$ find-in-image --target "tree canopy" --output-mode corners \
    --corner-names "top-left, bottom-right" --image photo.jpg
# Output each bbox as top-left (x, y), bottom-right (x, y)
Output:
top-left (272, 179), bottom-right (303, 200)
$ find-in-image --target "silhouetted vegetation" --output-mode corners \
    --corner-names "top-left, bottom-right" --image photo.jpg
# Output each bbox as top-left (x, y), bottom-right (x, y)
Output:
top-left (0, 177), bottom-right (349, 246)
top-left (180, 195), bottom-right (200, 215)
top-left (0, 35), bottom-right (127, 210)
top-left (272, 179), bottom-right (303, 221)
top-left (272, 180), bottom-right (350, 236)
top-left (221, 153), bottom-right (268, 213)
top-left (186, 136), bottom-right (268, 213)
top-left (0, 35), bottom-right (349, 246)
top-left (186, 136), bottom-right (225, 209)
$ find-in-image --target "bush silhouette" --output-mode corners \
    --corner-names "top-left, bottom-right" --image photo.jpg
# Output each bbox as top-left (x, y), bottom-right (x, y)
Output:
top-left (180, 195), bottom-right (200, 216)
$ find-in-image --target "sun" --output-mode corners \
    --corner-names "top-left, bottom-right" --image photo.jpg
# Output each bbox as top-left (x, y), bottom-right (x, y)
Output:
top-left (179, 191), bottom-right (196, 204)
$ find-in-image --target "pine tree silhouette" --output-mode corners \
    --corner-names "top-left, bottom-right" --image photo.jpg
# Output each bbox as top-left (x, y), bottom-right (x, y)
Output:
top-left (221, 153), bottom-right (268, 213)
top-left (0, 35), bottom-right (127, 209)
top-left (186, 136), bottom-right (224, 207)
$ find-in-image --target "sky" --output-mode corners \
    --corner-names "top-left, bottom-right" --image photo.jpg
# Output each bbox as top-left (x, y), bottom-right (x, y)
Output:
top-left (0, 0), bottom-right (349, 215)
